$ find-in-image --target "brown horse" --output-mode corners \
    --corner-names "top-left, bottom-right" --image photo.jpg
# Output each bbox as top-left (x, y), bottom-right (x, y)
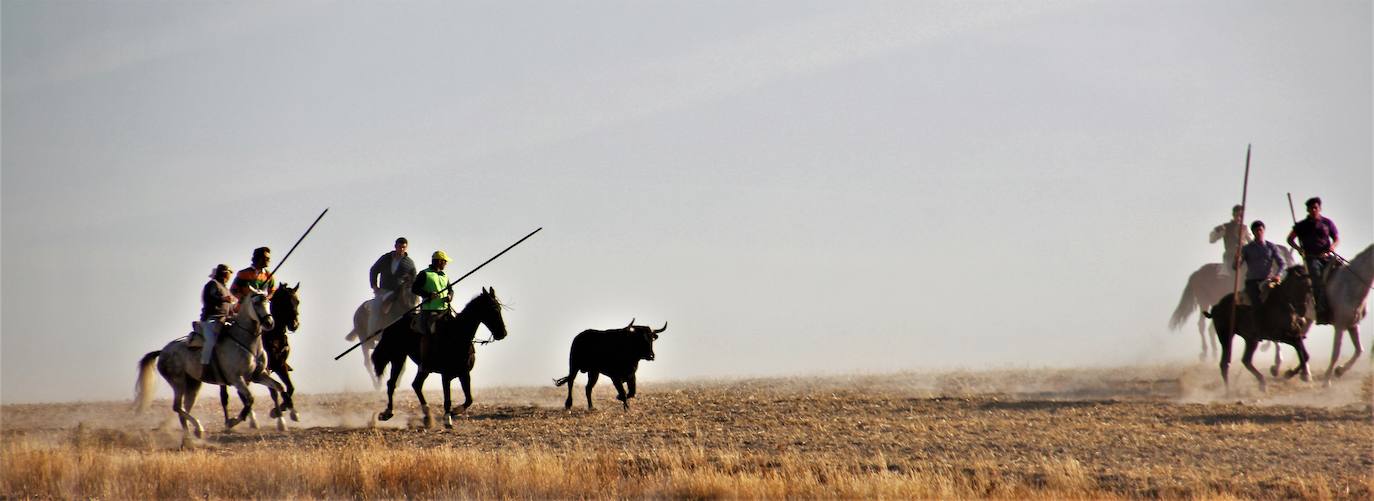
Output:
top-left (372, 287), bottom-right (507, 428)
top-left (1205, 265), bottom-right (1315, 392)
top-left (219, 283), bottom-right (301, 423)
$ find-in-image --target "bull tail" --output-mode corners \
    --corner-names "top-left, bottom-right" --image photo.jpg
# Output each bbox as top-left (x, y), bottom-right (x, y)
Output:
top-left (133, 351), bottom-right (160, 414)
top-left (553, 375), bottom-right (572, 387)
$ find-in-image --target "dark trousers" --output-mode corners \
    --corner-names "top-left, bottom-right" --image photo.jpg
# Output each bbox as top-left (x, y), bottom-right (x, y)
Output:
top-left (1244, 279), bottom-right (1264, 308)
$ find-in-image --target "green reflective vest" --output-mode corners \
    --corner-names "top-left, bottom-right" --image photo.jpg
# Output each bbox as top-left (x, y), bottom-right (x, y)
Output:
top-left (417, 268), bottom-right (449, 311)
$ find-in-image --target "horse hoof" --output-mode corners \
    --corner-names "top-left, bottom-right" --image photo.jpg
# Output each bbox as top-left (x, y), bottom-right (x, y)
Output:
top-left (290, 410), bottom-right (300, 422)
top-left (1269, 367), bottom-right (1280, 377)
top-left (444, 415), bottom-right (454, 429)
top-left (378, 411), bottom-right (393, 421)
top-left (225, 418), bottom-right (241, 430)
top-left (1335, 367), bottom-right (1348, 378)
top-left (269, 408), bottom-right (282, 419)
top-left (1301, 372), bottom-right (1311, 383)
top-left (422, 416), bottom-right (433, 429)
top-left (249, 420), bottom-right (260, 430)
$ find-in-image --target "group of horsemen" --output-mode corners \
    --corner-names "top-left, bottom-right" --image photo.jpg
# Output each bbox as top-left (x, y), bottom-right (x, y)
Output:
top-left (1211, 196), bottom-right (1342, 324)
top-left (196, 238), bottom-right (453, 374)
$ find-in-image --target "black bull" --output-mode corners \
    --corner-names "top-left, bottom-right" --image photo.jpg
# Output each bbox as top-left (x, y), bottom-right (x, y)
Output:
top-left (554, 320), bottom-right (668, 410)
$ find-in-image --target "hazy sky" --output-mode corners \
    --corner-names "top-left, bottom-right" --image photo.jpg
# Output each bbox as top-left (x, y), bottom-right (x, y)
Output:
top-left (3, 1), bottom-right (1370, 404)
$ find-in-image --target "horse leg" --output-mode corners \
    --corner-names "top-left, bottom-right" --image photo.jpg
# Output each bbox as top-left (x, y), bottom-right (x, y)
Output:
top-left (219, 385), bottom-right (231, 426)
top-left (274, 367), bottom-right (298, 421)
top-left (1198, 312), bottom-right (1210, 361)
top-left (225, 379), bottom-right (256, 430)
top-left (1269, 342), bottom-right (1283, 378)
top-left (441, 374), bottom-right (455, 429)
top-left (361, 342), bottom-right (381, 390)
top-left (1218, 331), bottom-right (1234, 393)
top-left (1240, 339), bottom-right (1266, 393)
top-left (249, 372), bottom-right (288, 431)
top-left (412, 370), bottom-right (432, 429)
top-left (584, 372), bottom-right (599, 410)
top-left (458, 370), bottom-right (473, 411)
top-left (173, 378), bottom-right (204, 438)
top-left (1290, 339), bottom-right (1312, 382)
top-left (1335, 324), bottom-right (1364, 379)
top-left (377, 358), bottom-right (403, 421)
top-left (611, 377), bottom-right (630, 410)
top-left (1325, 326), bottom-right (1344, 386)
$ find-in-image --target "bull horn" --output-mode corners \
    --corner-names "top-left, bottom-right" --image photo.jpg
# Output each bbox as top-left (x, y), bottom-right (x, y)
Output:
top-left (294, 282), bottom-right (301, 291)
top-left (654, 322), bottom-right (668, 334)
top-left (626, 318), bottom-right (636, 328)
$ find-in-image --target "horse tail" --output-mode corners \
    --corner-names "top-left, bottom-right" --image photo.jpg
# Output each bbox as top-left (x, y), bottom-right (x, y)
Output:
top-left (553, 375), bottom-right (572, 387)
top-left (133, 350), bottom-right (160, 414)
top-left (1168, 279), bottom-right (1195, 330)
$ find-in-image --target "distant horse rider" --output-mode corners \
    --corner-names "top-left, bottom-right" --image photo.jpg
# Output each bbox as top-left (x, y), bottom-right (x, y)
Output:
top-left (1286, 197), bottom-right (1339, 321)
top-left (1236, 221), bottom-right (1287, 323)
top-left (200, 264), bottom-right (236, 374)
top-left (412, 250), bottom-right (451, 372)
top-left (231, 246), bottom-right (278, 301)
top-left (1210, 204), bottom-right (1251, 276)
top-left (369, 237), bottom-right (417, 335)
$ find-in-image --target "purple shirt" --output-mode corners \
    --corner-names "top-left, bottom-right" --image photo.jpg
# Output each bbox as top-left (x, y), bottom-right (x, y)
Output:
top-left (1239, 240), bottom-right (1286, 280)
top-left (1292, 216), bottom-right (1338, 256)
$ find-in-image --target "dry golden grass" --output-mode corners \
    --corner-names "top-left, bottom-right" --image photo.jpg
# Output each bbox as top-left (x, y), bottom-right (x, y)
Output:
top-left (3, 365), bottom-right (1371, 499)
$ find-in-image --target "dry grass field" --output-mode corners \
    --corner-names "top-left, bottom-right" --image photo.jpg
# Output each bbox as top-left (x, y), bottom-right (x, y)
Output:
top-left (3, 365), bottom-right (1372, 499)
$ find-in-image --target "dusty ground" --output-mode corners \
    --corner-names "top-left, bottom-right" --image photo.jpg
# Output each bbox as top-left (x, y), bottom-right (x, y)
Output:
top-left (3, 364), bottom-right (1372, 499)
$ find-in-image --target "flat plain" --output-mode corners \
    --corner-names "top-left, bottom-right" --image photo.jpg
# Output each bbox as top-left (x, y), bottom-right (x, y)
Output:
top-left (3, 365), bottom-right (1371, 499)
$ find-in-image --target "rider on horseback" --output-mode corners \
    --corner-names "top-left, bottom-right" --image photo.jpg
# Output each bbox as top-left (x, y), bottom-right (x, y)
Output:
top-left (200, 264), bottom-right (236, 372)
top-left (1236, 221), bottom-right (1287, 320)
top-left (231, 247), bottom-right (277, 301)
top-left (369, 237), bottom-right (417, 333)
top-left (1210, 204), bottom-right (1251, 277)
top-left (412, 250), bottom-right (452, 372)
top-left (1286, 197), bottom-right (1339, 322)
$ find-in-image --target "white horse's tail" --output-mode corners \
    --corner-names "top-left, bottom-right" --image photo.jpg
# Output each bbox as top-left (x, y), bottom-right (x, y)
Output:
top-left (133, 350), bottom-right (160, 414)
top-left (1169, 275), bottom-right (1195, 330)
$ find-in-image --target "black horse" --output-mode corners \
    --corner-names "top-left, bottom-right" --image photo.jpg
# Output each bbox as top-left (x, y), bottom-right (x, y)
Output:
top-left (373, 287), bottom-right (507, 428)
top-left (1205, 266), bottom-right (1315, 392)
top-left (219, 283), bottom-right (302, 423)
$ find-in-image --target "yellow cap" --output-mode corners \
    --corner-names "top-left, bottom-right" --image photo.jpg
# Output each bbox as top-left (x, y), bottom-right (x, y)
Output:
top-left (432, 250), bottom-right (450, 262)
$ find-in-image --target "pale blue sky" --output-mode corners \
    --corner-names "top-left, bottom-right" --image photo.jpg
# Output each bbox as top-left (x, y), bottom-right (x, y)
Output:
top-left (3, 0), bottom-right (1370, 404)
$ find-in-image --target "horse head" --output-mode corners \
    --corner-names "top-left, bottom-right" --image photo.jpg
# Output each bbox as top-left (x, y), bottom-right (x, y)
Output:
top-left (463, 287), bottom-right (507, 341)
top-left (235, 290), bottom-right (275, 333)
top-left (270, 282), bottom-right (301, 332)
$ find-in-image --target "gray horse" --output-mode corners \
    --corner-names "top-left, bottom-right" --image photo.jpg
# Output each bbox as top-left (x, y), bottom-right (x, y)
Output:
top-left (344, 288), bottom-right (419, 389)
top-left (134, 290), bottom-right (286, 437)
top-left (1318, 243), bottom-right (1373, 385)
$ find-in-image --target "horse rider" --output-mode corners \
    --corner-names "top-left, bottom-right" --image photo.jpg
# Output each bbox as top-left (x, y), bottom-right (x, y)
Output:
top-left (1210, 204), bottom-right (1251, 276)
top-left (200, 264), bottom-right (236, 374)
top-left (231, 246), bottom-right (278, 301)
top-left (1236, 220), bottom-right (1287, 322)
top-left (411, 250), bottom-right (452, 371)
top-left (1286, 197), bottom-right (1339, 320)
top-left (369, 237), bottom-right (417, 334)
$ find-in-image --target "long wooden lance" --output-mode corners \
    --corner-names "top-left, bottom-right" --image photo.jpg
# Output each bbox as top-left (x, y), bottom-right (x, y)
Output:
top-left (334, 226), bottom-right (543, 360)
top-left (1227, 145), bottom-right (1251, 334)
top-left (266, 208), bottom-right (330, 284)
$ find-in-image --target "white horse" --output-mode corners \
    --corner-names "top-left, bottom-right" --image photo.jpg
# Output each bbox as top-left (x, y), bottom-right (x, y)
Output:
top-left (135, 290), bottom-right (286, 437)
top-left (343, 288), bottom-right (419, 388)
top-left (1319, 243), bottom-right (1373, 386)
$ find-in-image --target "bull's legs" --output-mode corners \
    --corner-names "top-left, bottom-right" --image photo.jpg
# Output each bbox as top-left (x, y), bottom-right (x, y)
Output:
top-left (611, 377), bottom-right (630, 410)
top-left (1240, 339), bottom-right (1266, 393)
top-left (412, 370), bottom-right (433, 429)
top-left (562, 371), bottom-right (578, 409)
top-left (584, 372), bottom-right (599, 410)
top-left (377, 358), bottom-right (404, 421)
top-left (627, 375), bottom-right (637, 399)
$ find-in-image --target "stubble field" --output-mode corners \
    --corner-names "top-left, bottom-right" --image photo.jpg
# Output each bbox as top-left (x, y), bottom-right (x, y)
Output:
top-left (3, 365), bottom-right (1372, 499)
